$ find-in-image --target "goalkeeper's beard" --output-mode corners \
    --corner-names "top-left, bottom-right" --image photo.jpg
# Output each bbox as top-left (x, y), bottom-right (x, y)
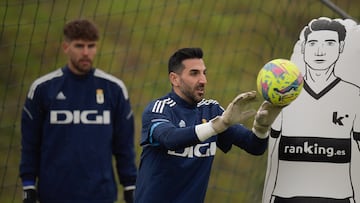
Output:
top-left (179, 83), bottom-right (205, 104)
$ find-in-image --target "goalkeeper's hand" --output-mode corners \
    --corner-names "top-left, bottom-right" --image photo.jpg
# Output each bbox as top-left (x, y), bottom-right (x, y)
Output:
top-left (211, 91), bottom-right (257, 133)
top-left (252, 101), bottom-right (282, 138)
top-left (23, 188), bottom-right (36, 203)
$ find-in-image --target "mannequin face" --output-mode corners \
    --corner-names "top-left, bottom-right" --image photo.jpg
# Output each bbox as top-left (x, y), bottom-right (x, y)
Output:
top-left (303, 30), bottom-right (344, 71)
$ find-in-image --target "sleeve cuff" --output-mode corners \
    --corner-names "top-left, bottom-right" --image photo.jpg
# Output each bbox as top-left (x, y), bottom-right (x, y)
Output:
top-left (195, 122), bottom-right (217, 142)
top-left (124, 185), bottom-right (136, 191)
top-left (252, 127), bottom-right (268, 139)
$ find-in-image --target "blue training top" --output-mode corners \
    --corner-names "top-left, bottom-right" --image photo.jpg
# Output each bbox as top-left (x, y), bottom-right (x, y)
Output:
top-left (135, 91), bottom-right (268, 203)
top-left (20, 66), bottom-right (137, 203)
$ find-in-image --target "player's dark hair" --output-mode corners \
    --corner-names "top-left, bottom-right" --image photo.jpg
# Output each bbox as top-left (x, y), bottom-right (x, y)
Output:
top-left (168, 48), bottom-right (203, 74)
top-left (63, 19), bottom-right (99, 42)
top-left (304, 18), bottom-right (346, 42)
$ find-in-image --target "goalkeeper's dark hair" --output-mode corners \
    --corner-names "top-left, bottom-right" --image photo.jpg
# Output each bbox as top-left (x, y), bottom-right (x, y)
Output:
top-left (304, 18), bottom-right (346, 42)
top-left (168, 48), bottom-right (203, 74)
top-left (63, 19), bottom-right (99, 42)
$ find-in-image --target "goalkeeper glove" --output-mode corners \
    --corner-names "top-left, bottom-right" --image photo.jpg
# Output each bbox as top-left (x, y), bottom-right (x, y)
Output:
top-left (124, 188), bottom-right (134, 203)
top-left (23, 188), bottom-right (36, 203)
top-left (252, 101), bottom-right (282, 138)
top-left (211, 91), bottom-right (257, 133)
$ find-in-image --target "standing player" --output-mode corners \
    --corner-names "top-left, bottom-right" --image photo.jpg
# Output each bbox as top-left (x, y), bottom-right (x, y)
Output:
top-left (263, 18), bottom-right (360, 202)
top-left (134, 47), bottom-right (282, 203)
top-left (19, 19), bottom-right (137, 203)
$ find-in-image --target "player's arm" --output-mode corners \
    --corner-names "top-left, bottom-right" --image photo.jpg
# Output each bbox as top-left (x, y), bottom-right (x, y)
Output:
top-left (144, 91), bottom-right (273, 151)
top-left (196, 91), bottom-right (281, 140)
top-left (112, 88), bottom-right (137, 203)
top-left (141, 105), bottom-right (200, 150)
top-left (213, 120), bottom-right (269, 155)
top-left (20, 86), bottom-right (44, 203)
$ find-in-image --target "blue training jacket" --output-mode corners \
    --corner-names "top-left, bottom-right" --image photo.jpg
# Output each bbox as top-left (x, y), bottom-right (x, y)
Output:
top-left (134, 91), bottom-right (268, 203)
top-left (19, 66), bottom-right (137, 203)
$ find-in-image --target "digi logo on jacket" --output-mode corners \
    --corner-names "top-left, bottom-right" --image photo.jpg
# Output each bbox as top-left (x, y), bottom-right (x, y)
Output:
top-left (50, 110), bottom-right (110, 124)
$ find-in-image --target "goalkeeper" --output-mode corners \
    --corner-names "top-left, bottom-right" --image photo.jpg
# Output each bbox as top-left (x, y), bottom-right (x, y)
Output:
top-left (134, 47), bottom-right (282, 203)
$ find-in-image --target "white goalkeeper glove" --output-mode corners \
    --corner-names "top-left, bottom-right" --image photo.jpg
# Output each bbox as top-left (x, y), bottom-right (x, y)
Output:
top-left (252, 101), bottom-right (282, 138)
top-left (211, 91), bottom-right (257, 133)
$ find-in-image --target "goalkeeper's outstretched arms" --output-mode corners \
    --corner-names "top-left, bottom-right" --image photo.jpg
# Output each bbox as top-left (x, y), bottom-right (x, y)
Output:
top-left (146, 91), bottom-right (282, 151)
top-left (197, 91), bottom-right (282, 141)
top-left (141, 91), bottom-right (258, 150)
top-left (196, 91), bottom-right (282, 155)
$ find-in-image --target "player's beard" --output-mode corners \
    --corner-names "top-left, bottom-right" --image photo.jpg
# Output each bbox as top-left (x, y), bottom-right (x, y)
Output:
top-left (179, 81), bottom-right (205, 105)
top-left (70, 57), bottom-right (93, 74)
